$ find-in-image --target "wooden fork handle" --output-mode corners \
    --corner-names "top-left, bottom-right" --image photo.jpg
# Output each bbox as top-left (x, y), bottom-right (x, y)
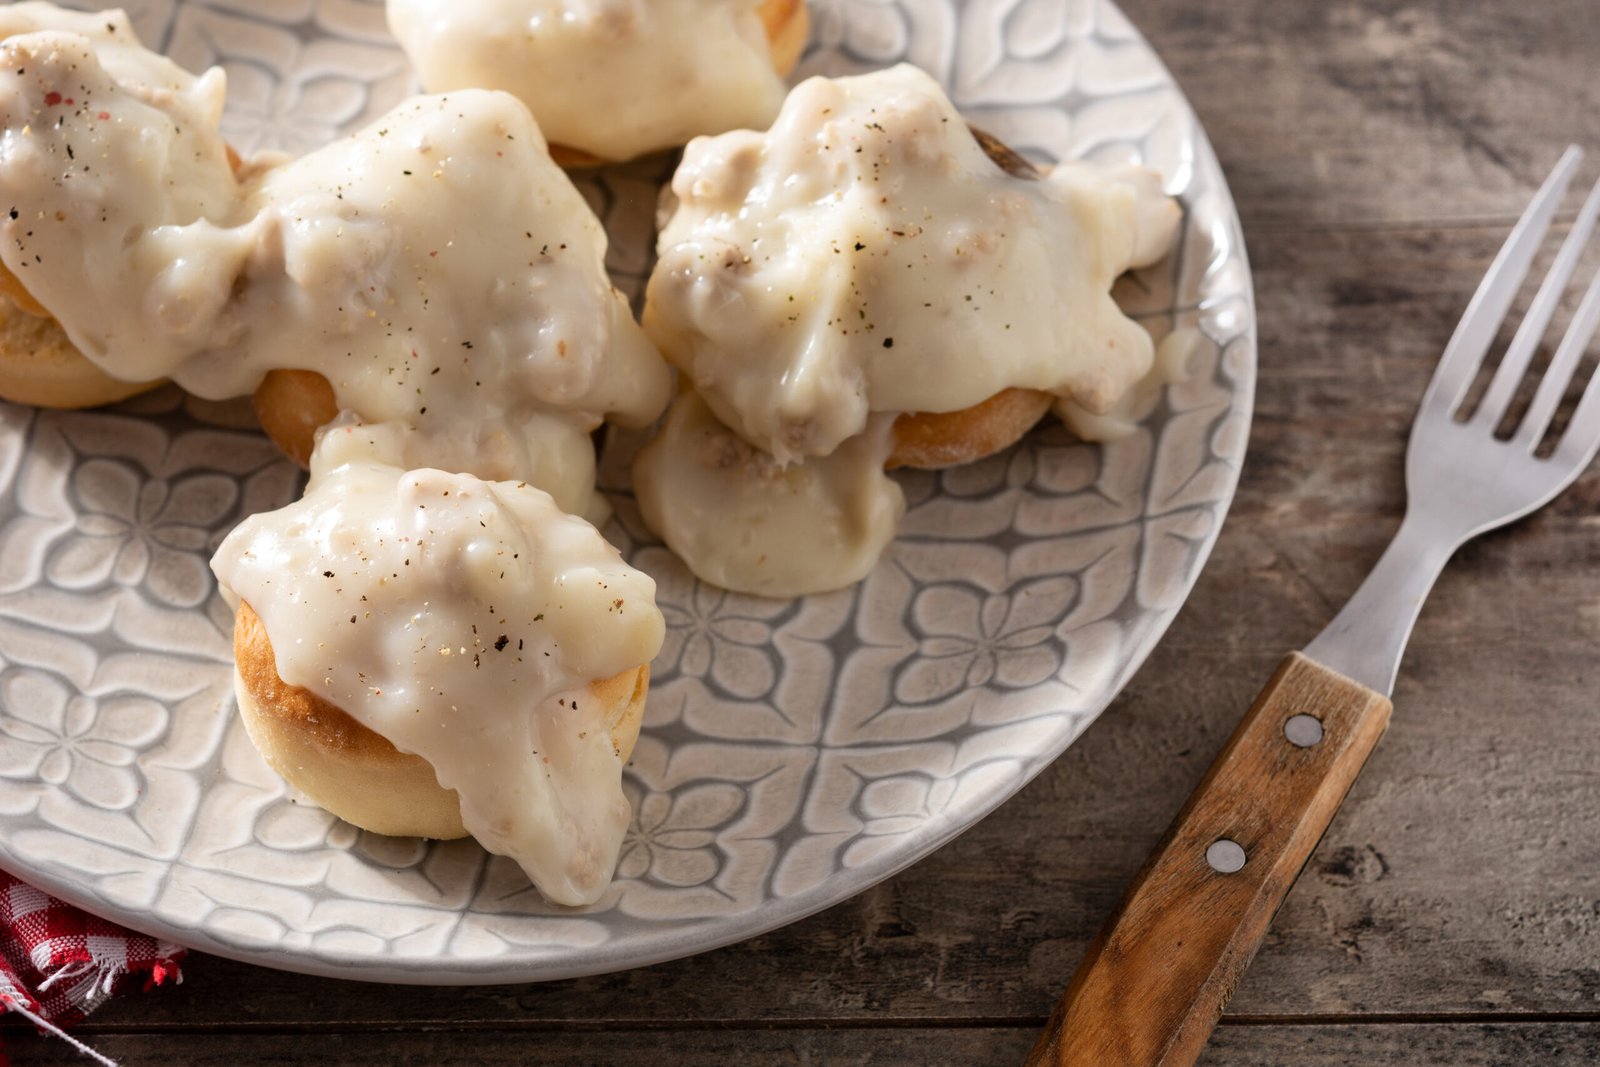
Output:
top-left (1025, 652), bottom-right (1392, 1067)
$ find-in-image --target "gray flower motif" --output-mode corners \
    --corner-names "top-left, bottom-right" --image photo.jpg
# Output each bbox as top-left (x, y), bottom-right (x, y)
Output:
top-left (895, 577), bottom-right (1075, 703)
top-left (858, 772), bottom-right (937, 837)
top-left (48, 459), bottom-right (237, 607)
top-left (0, 669), bottom-right (166, 811)
top-left (616, 783), bottom-right (743, 888)
top-left (163, 3), bottom-right (396, 157)
top-left (224, 74), bottom-right (365, 157)
top-left (656, 579), bottom-right (788, 700)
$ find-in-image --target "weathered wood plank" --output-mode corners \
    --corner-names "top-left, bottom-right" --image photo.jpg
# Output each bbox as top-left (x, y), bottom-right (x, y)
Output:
top-left (1208, 1022), bottom-right (1600, 1064)
top-left (6, 1022), bottom-right (1600, 1066)
top-left (1121, 0), bottom-right (1600, 229)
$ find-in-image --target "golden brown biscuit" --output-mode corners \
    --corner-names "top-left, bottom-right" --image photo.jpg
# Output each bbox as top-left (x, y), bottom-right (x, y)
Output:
top-left (0, 287), bottom-right (161, 409)
top-left (252, 368), bottom-right (337, 469)
top-left (232, 600), bottom-right (649, 840)
top-left (759, 0), bottom-right (808, 80)
top-left (887, 388), bottom-right (1054, 470)
top-left (0, 260), bottom-right (47, 318)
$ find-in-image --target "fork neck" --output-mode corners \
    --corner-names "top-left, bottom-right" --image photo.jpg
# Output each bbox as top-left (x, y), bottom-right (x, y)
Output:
top-left (1300, 510), bottom-right (1461, 696)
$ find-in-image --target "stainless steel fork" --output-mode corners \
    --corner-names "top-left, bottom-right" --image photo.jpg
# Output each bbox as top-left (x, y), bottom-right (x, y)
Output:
top-left (1027, 146), bottom-right (1600, 1067)
top-left (1307, 145), bottom-right (1600, 693)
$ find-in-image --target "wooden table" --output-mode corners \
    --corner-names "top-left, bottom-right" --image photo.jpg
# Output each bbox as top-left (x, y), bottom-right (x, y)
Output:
top-left (9, 0), bottom-right (1600, 1061)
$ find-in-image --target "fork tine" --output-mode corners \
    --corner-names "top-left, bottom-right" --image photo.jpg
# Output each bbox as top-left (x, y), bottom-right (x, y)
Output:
top-left (1520, 244), bottom-right (1600, 449)
top-left (1419, 145), bottom-right (1584, 419)
top-left (1552, 286), bottom-right (1600, 470)
top-left (1480, 171), bottom-right (1600, 429)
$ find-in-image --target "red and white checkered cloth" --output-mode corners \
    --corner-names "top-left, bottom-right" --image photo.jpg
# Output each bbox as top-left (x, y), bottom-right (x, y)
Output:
top-left (0, 871), bottom-right (184, 1065)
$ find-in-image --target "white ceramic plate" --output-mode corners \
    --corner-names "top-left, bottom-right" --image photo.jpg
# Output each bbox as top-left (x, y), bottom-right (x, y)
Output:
top-left (0, 0), bottom-right (1254, 982)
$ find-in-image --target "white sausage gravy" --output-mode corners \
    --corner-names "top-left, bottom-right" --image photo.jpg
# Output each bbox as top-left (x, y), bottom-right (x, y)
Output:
top-left (387, 0), bottom-right (789, 162)
top-left (637, 64), bottom-right (1181, 596)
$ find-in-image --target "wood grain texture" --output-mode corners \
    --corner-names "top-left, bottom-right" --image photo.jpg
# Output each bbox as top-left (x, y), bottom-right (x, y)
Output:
top-left (1029, 655), bottom-right (1391, 1065)
top-left (6, 1022), bottom-right (1600, 1066)
top-left (20, 0), bottom-right (1600, 1062)
top-left (1127, 0), bottom-right (1600, 229)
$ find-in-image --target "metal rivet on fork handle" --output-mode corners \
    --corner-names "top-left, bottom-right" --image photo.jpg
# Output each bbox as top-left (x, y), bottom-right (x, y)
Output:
top-left (1284, 714), bottom-right (1324, 747)
top-left (1205, 840), bottom-right (1246, 874)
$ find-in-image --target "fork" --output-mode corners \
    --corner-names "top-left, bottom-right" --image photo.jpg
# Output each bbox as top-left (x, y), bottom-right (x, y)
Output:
top-left (1026, 145), bottom-right (1600, 1067)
